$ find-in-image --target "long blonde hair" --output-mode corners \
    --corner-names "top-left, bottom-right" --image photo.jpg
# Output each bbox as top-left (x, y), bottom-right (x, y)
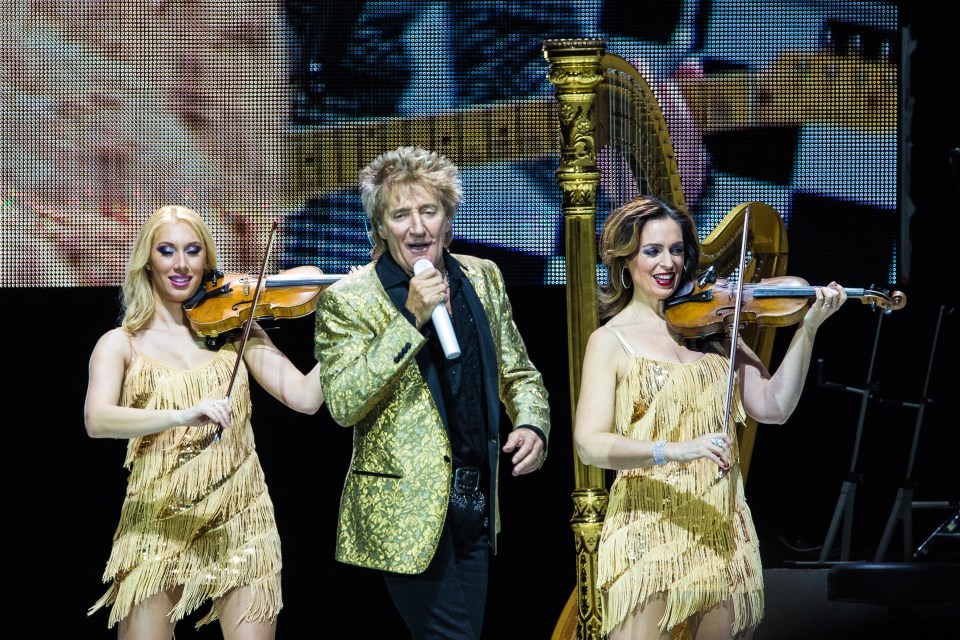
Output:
top-left (120, 205), bottom-right (218, 333)
top-left (598, 195), bottom-right (700, 320)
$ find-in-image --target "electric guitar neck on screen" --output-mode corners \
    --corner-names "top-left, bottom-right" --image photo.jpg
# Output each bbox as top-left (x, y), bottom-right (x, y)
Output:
top-left (284, 48), bottom-right (894, 203)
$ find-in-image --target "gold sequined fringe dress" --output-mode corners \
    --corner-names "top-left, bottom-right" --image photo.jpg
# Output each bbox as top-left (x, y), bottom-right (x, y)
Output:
top-left (598, 351), bottom-right (764, 636)
top-left (88, 343), bottom-right (283, 629)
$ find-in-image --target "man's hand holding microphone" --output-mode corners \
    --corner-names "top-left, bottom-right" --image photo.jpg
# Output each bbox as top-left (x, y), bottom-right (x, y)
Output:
top-left (409, 259), bottom-right (460, 359)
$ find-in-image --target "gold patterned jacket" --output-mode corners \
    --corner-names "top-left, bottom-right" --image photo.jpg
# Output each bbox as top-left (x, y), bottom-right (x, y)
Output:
top-left (314, 253), bottom-right (550, 574)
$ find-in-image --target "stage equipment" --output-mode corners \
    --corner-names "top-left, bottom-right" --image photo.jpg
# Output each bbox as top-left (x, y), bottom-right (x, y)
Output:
top-left (874, 305), bottom-right (955, 562)
top-left (800, 311), bottom-right (889, 564)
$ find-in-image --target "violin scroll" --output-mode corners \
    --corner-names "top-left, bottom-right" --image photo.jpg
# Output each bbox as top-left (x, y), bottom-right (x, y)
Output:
top-left (859, 287), bottom-right (906, 314)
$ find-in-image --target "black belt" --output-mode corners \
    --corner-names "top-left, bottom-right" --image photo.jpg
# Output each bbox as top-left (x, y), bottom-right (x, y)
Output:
top-left (452, 466), bottom-right (481, 495)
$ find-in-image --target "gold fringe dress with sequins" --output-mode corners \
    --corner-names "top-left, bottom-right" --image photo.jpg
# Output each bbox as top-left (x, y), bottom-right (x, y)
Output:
top-left (597, 329), bottom-right (764, 636)
top-left (88, 342), bottom-right (283, 629)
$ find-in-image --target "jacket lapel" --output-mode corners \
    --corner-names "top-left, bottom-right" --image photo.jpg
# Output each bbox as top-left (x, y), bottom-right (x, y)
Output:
top-left (456, 260), bottom-right (500, 440)
top-left (376, 258), bottom-right (450, 435)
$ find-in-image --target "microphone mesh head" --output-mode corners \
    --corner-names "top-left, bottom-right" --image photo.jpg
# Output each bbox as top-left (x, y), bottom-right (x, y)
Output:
top-left (413, 259), bottom-right (433, 275)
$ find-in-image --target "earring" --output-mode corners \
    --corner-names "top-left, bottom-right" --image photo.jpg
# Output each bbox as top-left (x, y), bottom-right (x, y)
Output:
top-left (621, 267), bottom-right (631, 289)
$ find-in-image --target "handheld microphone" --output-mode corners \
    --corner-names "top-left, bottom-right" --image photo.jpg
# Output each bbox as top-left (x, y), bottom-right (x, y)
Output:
top-left (413, 259), bottom-right (460, 359)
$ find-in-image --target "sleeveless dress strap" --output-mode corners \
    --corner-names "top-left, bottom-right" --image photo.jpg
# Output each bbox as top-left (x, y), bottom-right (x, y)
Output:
top-left (603, 325), bottom-right (635, 357)
top-left (125, 331), bottom-right (141, 358)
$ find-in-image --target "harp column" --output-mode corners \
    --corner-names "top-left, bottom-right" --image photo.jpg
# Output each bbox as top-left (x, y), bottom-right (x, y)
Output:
top-left (543, 39), bottom-right (607, 640)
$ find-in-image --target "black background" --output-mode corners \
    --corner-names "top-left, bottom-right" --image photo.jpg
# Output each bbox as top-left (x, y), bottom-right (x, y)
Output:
top-left (10, 4), bottom-right (958, 638)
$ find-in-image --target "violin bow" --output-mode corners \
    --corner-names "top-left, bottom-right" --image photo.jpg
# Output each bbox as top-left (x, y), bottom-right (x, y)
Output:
top-left (214, 219), bottom-right (279, 441)
top-left (718, 205), bottom-right (751, 477)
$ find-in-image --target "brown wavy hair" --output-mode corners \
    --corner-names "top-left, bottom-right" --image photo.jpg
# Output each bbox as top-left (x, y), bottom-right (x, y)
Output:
top-left (597, 195), bottom-right (699, 320)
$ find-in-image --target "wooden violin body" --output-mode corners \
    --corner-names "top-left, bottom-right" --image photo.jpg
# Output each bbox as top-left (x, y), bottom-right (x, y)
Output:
top-left (183, 265), bottom-right (344, 338)
top-left (664, 273), bottom-right (907, 341)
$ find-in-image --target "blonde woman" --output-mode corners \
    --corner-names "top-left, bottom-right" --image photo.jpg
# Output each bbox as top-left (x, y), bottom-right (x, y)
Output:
top-left (85, 205), bottom-right (324, 639)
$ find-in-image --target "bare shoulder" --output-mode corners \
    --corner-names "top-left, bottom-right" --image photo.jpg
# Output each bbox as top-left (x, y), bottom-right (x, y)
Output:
top-left (93, 327), bottom-right (133, 361)
top-left (580, 326), bottom-right (629, 388)
top-left (585, 325), bottom-right (621, 357)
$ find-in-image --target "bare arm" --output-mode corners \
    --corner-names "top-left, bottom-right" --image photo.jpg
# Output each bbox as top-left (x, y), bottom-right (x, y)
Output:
top-left (84, 328), bottom-right (232, 438)
top-left (574, 328), bottom-right (631, 468)
top-left (574, 328), bottom-right (730, 470)
top-left (242, 324), bottom-right (325, 415)
top-left (243, 325), bottom-right (323, 414)
top-left (739, 283), bottom-right (847, 423)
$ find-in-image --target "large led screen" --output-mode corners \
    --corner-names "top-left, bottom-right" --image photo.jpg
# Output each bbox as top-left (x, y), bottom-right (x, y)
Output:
top-left (2, 0), bottom-right (899, 288)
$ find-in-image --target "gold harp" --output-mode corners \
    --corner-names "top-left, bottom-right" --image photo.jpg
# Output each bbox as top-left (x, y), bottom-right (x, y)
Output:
top-left (543, 38), bottom-right (788, 640)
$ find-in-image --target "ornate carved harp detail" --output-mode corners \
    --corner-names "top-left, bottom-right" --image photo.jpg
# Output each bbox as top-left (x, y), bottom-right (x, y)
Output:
top-left (544, 39), bottom-right (789, 640)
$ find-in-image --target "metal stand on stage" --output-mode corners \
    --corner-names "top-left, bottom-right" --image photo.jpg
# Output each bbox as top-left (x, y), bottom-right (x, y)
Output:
top-left (822, 305), bottom-right (960, 616)
top-left (874, 305), bottom-right (956, 562)
top-left (821, 156), bottom-right (960, 615)
top-left (807, 311), bottom-right (887, 564)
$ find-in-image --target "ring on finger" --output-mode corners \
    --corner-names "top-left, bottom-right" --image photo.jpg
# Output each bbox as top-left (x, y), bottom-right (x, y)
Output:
top-left (710, 437), bottom-right (725, 447)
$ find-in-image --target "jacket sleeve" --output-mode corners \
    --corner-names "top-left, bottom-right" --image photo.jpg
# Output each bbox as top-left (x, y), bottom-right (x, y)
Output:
top-left (314, 276), bottom-right (426, 427)
top-left (486, 264), bottom-right (552, 445)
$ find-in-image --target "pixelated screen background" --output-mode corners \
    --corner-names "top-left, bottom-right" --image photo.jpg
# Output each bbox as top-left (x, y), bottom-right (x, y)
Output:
top-left (8, 5), bottom-right (960, 638)
top-left (2, 0), bottom-right (900, 289)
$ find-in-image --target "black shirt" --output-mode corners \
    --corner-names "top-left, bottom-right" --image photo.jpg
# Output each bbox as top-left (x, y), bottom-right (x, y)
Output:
top-left (376, 251), bottom-right (488, 471)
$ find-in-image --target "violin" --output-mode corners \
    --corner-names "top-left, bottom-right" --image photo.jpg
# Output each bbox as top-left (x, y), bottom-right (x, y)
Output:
top-left (663, 270), bottom-right (907, 342)
top-left (183, 265), bottom-right (344, 338)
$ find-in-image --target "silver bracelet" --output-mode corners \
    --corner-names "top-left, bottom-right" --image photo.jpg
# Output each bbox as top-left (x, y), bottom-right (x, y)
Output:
top-left (653, 439), bottom-right (667, 465)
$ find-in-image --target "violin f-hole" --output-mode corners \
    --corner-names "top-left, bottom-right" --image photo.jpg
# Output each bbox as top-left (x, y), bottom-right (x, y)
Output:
top-left (721, 309), bottom-right (757, 330)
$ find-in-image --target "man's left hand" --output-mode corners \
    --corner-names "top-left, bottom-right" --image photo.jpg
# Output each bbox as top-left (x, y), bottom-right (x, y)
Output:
top-left (502, 427), bottom-right (546, 476)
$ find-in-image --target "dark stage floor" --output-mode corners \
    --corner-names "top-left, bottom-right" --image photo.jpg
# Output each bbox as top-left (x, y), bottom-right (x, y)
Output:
top-left (758, 565), bottom-right (958, 640)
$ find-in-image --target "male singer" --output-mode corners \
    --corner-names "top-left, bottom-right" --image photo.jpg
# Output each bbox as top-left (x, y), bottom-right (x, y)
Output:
top-left (313, 146), bottom-right (551, 640)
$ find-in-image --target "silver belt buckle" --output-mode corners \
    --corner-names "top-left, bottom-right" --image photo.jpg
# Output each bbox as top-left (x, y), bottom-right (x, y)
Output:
top-left (453, 466), bottom-right (480, 495)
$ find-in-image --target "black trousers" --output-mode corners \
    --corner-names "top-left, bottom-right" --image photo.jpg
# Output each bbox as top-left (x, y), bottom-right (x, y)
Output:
top-left (383, 490), bottom-right (490, 640)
